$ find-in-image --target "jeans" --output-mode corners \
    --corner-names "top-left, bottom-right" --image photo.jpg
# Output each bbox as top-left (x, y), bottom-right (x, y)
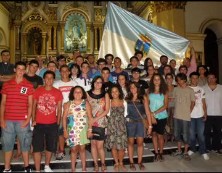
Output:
top-left (205, 116), bottom-right (222, 151)
top-left (1, 120), bottom-right (32, 152)
top-left (189, 117), bottom-right (206, 154)
top-left (174, 118), bottom-right (190, 144)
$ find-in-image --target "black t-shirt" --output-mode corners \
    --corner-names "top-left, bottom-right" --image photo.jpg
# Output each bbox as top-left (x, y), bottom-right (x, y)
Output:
top-left (103, 81), bottom-right (114, 92)
top-left (131, 79), bottom-right (149, 94)
top-left (24, 74), bottom-right (43, 89)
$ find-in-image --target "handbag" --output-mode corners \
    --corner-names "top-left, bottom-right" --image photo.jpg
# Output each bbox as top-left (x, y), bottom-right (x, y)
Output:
top-left (132, 101), bottom-right (149, 129)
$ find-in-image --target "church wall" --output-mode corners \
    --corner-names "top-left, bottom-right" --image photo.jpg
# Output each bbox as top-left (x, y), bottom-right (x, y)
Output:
top-left (185, 2), bottom-right (222, 33)
top-left (185, 2), bottom-right (222, 83)
top-left (0, 4), bottom-right (9, 53)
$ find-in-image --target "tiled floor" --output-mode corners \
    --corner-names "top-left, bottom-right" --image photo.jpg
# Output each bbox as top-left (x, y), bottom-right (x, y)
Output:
top-left (0, 142), bottom-right (222, 172)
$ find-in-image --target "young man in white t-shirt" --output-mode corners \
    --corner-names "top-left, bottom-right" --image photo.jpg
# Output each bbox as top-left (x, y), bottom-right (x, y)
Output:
top-left (188, 72), bottom-right (209, 160)
top-left (53, 65), bottom-right (77, 160)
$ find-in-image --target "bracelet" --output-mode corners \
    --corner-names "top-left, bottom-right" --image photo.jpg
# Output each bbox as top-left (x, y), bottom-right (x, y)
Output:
top-left (148, 126), bottom-right (153, 129)
top-left (87, 128), bottom-right (92, 131)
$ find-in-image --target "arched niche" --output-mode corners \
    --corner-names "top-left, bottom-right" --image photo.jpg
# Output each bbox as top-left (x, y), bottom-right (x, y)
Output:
top-left (199, 18), bottom-right (222, 83)
top-left (61, 9), bottom-right (89, 53)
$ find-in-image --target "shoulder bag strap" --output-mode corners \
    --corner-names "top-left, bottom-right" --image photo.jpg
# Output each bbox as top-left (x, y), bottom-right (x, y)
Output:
top-left (132, 101), bottom-right (145, 119)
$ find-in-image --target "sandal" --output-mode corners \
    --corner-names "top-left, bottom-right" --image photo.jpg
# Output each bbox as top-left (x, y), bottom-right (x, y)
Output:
top-left (119, 162), bottom-right (127, 171)
top-left (138, 162), bottom-right (145, 170)
top-left (101, 163), bottom-right (107, 171)
top-left (183, 153), bottom-right (191, 161)
top-left (114, 163), bottom-right (119, 172)
top-left (154, 153), bottom-right (159, 162)
top-left (94, 163), bottom-right (99, 172)
top-left (129, 163), bottom-right (136, 171)
top-left (159, 153), bottom-right (164, 162)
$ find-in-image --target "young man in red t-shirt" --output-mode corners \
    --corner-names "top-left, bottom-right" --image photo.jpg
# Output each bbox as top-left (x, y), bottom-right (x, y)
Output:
top-left (32, 70), bottom-right (63, 172)
top-left (0, 61), bottom-right (34, 172)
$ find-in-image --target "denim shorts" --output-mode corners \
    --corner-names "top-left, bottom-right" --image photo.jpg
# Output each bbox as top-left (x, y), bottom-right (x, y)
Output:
top-left (1, 120), bottom-right (32, 152)
top-left (174, 118), bottom-right (190, 144)
top-left (126, 121), bottom-right (145, 138)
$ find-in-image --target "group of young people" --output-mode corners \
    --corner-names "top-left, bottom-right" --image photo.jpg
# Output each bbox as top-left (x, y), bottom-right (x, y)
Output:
top-left (0, 47), bottom-right (221, 172)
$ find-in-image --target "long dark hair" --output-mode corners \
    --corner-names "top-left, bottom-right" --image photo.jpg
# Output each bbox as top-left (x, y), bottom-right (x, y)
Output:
top-left (149, 73), bottom-right (168, 95)
top-left (108, 84), bottom-right (124, 100)
top-left (90, 76), bottom-right (105, 93)
top-left (125, 81), bottom-right (144, 102)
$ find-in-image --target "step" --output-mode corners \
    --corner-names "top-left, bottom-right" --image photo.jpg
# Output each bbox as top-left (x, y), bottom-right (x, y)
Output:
top-left (0, 143), bottom-right (156, 171)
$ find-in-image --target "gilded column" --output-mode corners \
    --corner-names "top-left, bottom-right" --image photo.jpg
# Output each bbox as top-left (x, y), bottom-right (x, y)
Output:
top-left (60, 21), bottom-right (66, 52)
top-left (94, 27), bottom-right (98, 51)
top-left (22, 32), bottom-right (28, 55)
top-left (53, 25), bottom-right (57, 50)
top-left (86, 24), bottom-right (91, 52)
top-left (57, 22), bottom-right (61, 54)
top-left (48, 26), bottom-right (52, 50)
top-left (15, 25), bottom-right (20, 50)
top-left (41, 32), bottom-right (47, 55)
top-left (99, 26), bottom-right (103, 43)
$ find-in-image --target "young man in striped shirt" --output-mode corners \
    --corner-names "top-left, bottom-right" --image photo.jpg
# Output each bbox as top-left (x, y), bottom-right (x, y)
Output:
top-left (0, 61), bottom-right (34, 172)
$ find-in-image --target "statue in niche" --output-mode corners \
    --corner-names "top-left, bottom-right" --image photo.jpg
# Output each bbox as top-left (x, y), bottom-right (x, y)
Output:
top-left (28, 28), bottom-right (42, 55)
top-left (34, 33), bottom-right (41, 55)
top-left (64, 13), bottom-right (87, 53)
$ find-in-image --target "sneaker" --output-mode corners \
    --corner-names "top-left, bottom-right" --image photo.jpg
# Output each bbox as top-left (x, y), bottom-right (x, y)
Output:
top-left (144, 143), bottom-right (149, 150)
top-left (44, 165), bottom-right (53, 172)
top-left (172, 150), bottom-right (183, 157)
top-left (216, 150), bottom-right (222, 155)
top-left (183, 153), bottom-right (191, 161)
top-left (55, 152), bottom-right (65, 160)
top-left (24, 165), bottom-right (32, 172)
top-left (3, 169), bottom-right (12, 172)
top-left (188, 150), bottom-right (194, 156)
top-left (202, 153), bottom-right (209, 160)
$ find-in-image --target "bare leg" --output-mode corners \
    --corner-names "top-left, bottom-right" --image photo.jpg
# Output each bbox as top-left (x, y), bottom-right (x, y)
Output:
top-left (14, 138), bottom-right (22, 160)
top-left (58, 135), bottom-right (65, 154)
top-left (33, 152), bottom-right (41, 171)
top-left (152, 132), bottom-right (158, 154)
top-left (177, 141), bottom-right (182, 152)
top-left (45, 150), bottom-right (53, 166)
top-left (96, 140), bottom-right (106, 171)
top-left (4, 151), bottom-right (13, 170)
top-left (128, 138), bottom-right (135, 164)
top-left (91, 140), bottom-right (99, 171)
top-left (157, 134), bottom-right (165, 154)
top-left (118, 149), bottom-right (126, 171)
top-left (184, 143), bottom-right (189, 154)
top-left (136, 137), bottom-right (144, 164)
top-left (70, 146), bottom-right (79, 172)
top-left (111, 147), bottom-right (119, 171)
top-left (79, 145), bottom-right (86, 171)
top-left (22, 151), bottom-right (29, 167)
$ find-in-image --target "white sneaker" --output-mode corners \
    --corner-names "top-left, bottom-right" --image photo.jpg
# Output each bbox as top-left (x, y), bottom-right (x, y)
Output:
top-left (44, 165), bottom-right (53, 172)
top-left (202, 153), bottom-right (209, 160)
top-left (188, 150), bottom-right (194, 156)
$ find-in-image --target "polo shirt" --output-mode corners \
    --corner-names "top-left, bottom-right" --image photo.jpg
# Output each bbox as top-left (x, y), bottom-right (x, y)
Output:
top-left (1, 78), bottom-right (34, 120)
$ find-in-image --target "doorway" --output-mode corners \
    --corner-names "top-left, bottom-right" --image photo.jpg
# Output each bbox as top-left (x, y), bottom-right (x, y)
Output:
top-left (204, 28), bottom-right (218, 79)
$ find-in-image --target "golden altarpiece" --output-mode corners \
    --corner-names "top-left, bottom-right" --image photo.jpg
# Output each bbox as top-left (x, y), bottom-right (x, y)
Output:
top-left (6, 1), bottom-right (188, 64)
